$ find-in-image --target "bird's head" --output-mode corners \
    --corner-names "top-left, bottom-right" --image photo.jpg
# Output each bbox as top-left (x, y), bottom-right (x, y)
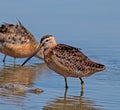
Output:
top-left (40, 35), bottom-right (57, 50)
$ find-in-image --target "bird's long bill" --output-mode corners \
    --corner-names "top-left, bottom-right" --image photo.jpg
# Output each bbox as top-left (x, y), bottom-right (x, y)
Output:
top-left (21, 45), bottom-right (41, 66)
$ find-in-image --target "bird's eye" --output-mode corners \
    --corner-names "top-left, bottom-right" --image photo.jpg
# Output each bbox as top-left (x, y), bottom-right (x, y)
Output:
top-left (45, 39), bottom-right (49, 42)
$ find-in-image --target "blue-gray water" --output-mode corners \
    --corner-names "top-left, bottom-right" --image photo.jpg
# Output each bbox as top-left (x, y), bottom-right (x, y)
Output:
top-left (0, 0), bottom-right (120, 110)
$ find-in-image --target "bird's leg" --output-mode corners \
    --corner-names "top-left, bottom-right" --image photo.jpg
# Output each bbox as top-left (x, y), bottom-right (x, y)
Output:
top-left (79, 78), bottom-right (84, 88)
top-left (64, 77), bottom-right (68, 88)
top-left (79, 78), bottom-right (84, 96)
top-left (3, 55), bottom-right (7, 63)
top-left (64, 87), bottom-right (68, 98)
top-left (14, 58), bottom-right (16, 65)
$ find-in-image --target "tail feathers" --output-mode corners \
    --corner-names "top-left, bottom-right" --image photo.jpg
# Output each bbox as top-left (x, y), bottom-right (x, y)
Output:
top-left (85, 60), bottom-right (106, 71)
top-left (91, 62), bottom-right (106, 71)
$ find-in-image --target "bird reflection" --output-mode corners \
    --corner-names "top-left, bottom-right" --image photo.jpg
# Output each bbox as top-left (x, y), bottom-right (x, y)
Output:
top-left (0, 63), bottom-right (49, 95)
top-left (64, 88), bottom-right (83, 98)
top-left (43, 94), bottom-right (101, 110)
top-left (43, 86), bottom-right (101, 110)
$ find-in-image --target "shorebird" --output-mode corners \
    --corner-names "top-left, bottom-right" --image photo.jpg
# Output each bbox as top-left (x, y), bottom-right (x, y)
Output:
top-left (0, 21), bottom-right (44, 64)
top-left (22, 35), bottom-right (106, 89)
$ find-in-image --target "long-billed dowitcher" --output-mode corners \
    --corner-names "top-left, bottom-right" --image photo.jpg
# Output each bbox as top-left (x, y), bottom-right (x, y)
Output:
top-left (0, 21), bottom-right (43, 64)
top-left (22, 35), bottom-right (106, 89)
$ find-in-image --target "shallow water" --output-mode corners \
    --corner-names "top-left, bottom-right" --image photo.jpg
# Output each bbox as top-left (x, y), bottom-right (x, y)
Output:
top-left (0, 0), bottom-right (120, 110)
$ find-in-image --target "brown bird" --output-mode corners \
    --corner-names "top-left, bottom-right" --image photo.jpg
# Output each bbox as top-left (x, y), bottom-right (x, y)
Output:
top-left (22, 35), bottom-right (106, 89)
top-left (0, 21), bottom-right (44, 64)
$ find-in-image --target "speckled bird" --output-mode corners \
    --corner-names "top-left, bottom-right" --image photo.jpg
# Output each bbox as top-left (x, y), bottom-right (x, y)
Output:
top-left (0, 21), bottom-right (44, 64)
top-left (22, 35), bottom-right (106, 88)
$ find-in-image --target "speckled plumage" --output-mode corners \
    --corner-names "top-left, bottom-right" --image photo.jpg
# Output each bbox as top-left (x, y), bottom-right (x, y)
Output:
top-left (0, 21), bottom-right (43, 63)
top-left (0, 21), bottom-right (35, 44)
top-left (45, 44), bottom-right (105, 78)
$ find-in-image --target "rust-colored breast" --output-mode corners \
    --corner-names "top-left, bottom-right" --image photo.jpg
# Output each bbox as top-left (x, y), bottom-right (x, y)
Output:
top-left (0, 41), bottom-right (38, 58)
